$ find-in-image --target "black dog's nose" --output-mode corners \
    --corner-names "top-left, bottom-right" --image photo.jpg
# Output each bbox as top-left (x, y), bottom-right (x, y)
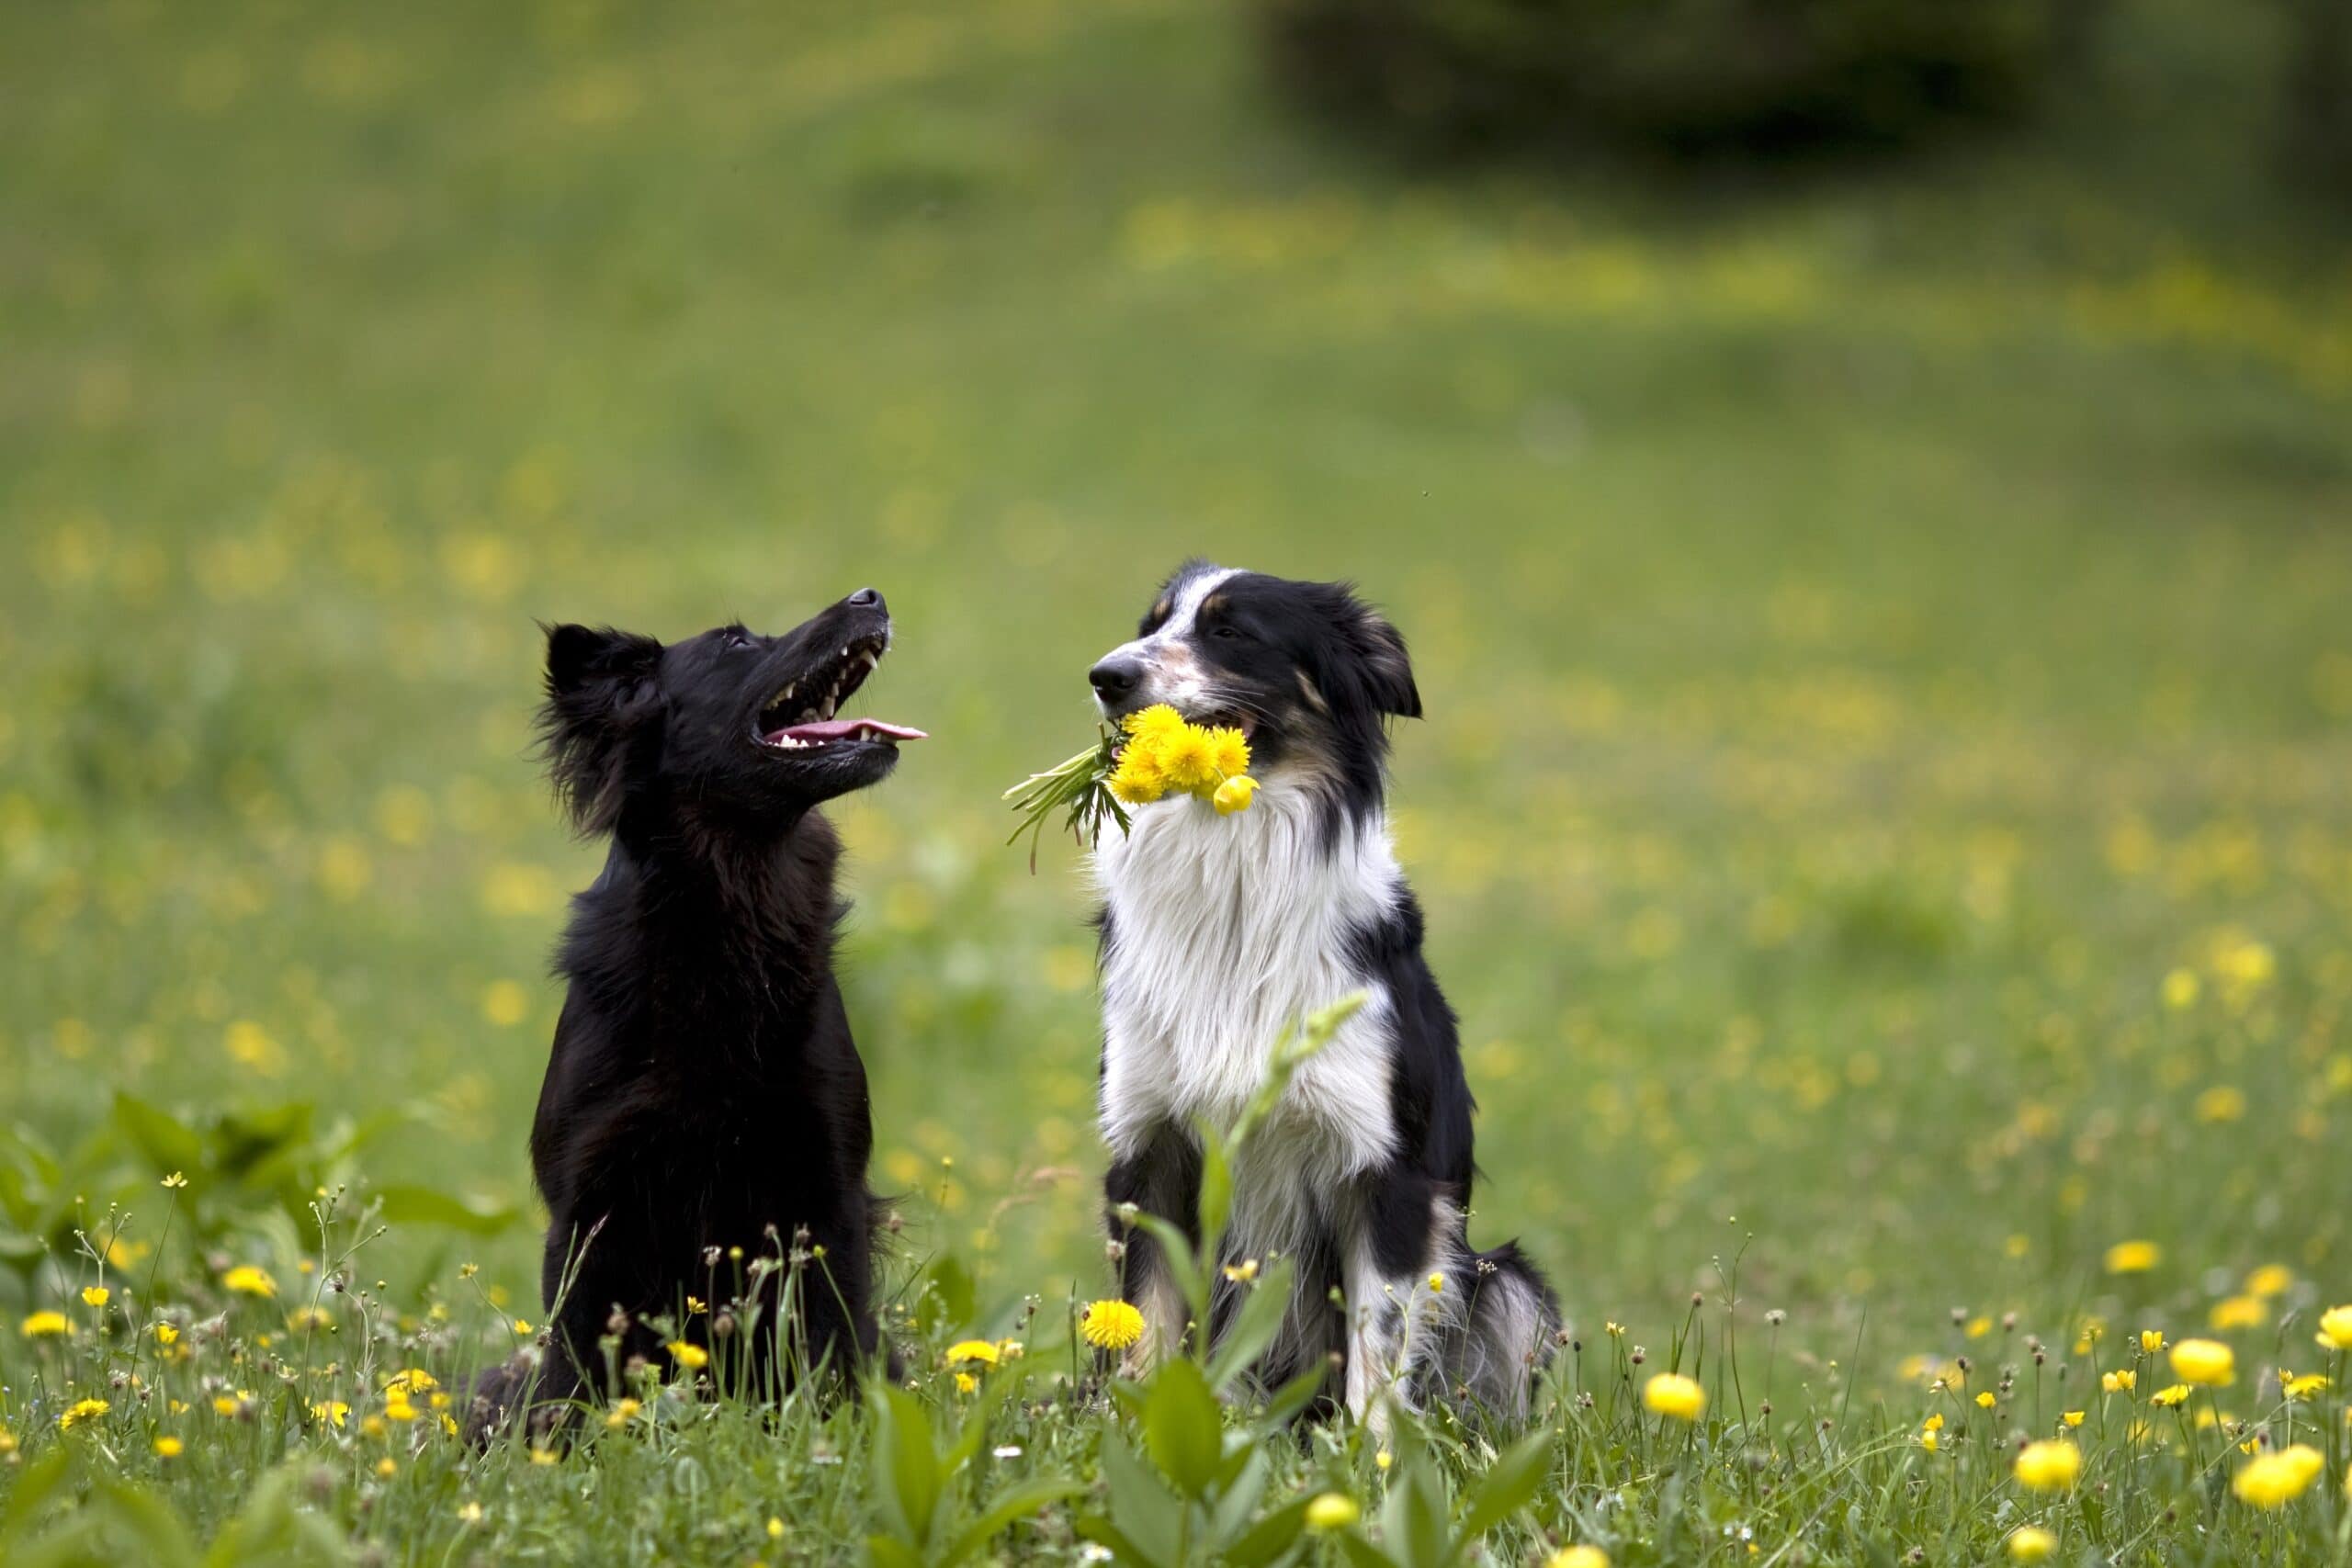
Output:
top-left (846, 586), bottom-right (885, 610)
top-left (1090, 657), bottom-right (1143, 703)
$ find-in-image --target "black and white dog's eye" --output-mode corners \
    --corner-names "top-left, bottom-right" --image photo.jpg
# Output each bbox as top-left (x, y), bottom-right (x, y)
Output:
top-left (1211, 626), bottom-right (1243, 641)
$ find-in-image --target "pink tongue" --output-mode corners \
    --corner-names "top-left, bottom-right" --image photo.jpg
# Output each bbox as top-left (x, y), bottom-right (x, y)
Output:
top-left (772, 717), bottom-right (927, 743)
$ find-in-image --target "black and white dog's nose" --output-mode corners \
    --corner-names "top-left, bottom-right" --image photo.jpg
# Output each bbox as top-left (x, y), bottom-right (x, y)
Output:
top-left (1089, 657), bottom-right (1143, 703)
top-left (846, 586), bottom-right (885, 610)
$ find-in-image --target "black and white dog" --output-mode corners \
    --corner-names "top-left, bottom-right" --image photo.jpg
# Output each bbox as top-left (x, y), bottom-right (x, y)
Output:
top-left (1088, 561), bottom-right (1557, 1422)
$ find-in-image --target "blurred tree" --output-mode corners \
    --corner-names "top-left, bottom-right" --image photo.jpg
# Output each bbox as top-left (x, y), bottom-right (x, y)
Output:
top-left (2281, 0), bottom-right (2352, 195)
top-left (1256, 0), bottom-right (2098, 157)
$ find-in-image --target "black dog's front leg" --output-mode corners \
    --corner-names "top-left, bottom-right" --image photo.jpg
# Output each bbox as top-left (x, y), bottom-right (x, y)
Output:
top-left (1103, 1126), bottom-right (1201, 1375)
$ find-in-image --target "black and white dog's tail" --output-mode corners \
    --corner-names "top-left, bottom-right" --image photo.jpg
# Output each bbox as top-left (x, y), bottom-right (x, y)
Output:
top-left (1446, 1239), bottom-right (1560, 1416)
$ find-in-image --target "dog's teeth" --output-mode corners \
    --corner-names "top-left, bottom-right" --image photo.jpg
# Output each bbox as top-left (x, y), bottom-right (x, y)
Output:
top-left (781, 682), bottom-right (795, 702)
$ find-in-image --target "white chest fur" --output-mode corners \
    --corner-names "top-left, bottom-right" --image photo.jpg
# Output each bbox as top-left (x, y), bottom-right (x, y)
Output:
top-left (1093, 778), bottom-right (1403, 1190)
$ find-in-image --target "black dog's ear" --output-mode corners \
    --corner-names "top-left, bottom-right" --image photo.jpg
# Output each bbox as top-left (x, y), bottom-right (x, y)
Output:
top-left (1350, 602), bottom-right (1421, 720)
top-left (538, 623), bottom-right (663, 833)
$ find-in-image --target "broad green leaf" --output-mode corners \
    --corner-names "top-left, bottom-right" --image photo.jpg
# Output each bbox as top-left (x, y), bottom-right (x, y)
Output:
top-left (1099, 1436), bottom-right (1184, 1564)
top-left (1125, 1211), bottom-right (1207, 1335)
top-left (1140, 1358), bottom-right (1223, 1500)
top-left (111, 1092), bottom-right (204, 1178)
top-left (1381, 1454), bottom-right (1453, 1568)
top-left (1195, 1130), bottom-right (1232, 1252)
top-left (1208, 1444), bottom-right (1270, 1545)
top-left (1455, 1429), bottom-right (1555, 1541)
top-left (1075, 1515), bottom-right (1168, 1568)
top-left (1253, 1365), bottom-right (1329, 1429)
top-left (868, 1382), bottom-right (941, 1549)
top-left (940, 1478), bottom-right (1087, 1566)
top-left (1339, 1532), bottom-right (1404, 1568)
top-left (922, 1253), bottom-right (976, 1331)
top-left (866, 1537), bottom-right (925, 1568)
top-left (1206, 1257), bottom-right (1297, 1393)
top-left (373, 1184), bottom-right (518, 1235)
top-left (1224, 1495), bottom-right (1314, 1568)
top-left (0, 1449), bottom-right (74, 1551)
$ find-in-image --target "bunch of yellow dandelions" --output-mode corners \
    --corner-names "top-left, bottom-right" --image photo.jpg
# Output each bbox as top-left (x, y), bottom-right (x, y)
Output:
top-left (1003, 704), bottom-right (1257, 868)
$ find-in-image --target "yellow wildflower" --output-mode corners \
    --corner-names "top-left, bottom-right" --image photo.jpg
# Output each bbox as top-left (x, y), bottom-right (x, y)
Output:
top-left (2315, 1304), bottom-right (2352, 1351)
top-left (2138, 1329), bottom-right (2165, 1354)
top-left (2014, 1440), bottom-right (2082, 1492)
top-left (2233, 1444), bottom-right (2325, 1508)
top-left (288, 1305), bottom-right (334, 1332)
top-left (605, 1397), bottom-right (641, 1428)
top-left (60, 1398), bottom-right (109, 1430)
top-left (2007, 1527), bottom-right (2056, 1562)
top-left (954, 1372), bottom-right (978, 1393)
top-left (666, 1339), bottom-right (708, 1371)
top-left (1921, 1413), bottom-right (1944, 1432)
top-left (81, 1286), bottom-right (109, 1309)
top-left (1426, 1272), bottom-right (1444, 1294)
top-left (384, 1393), bottom-right (419, 1422)
top-left (530, 1447), bottom-right (559, 1466)
top-left (2283, 1373), bottom-right (2328, 1400)
top-left (153, 1322), bottom-right (179, 1346)
top-left (944, 1339), bottom-right (1000, 1368)
top-left (1204, 727), bottom-right (1250, 781)
top-left (1154, 726), bottom-right (1216, 794)
top-left (221, 1264), bottom-right (277, 1298)
top-left (312, 1400), bottom-right (350, 1427)
top-left (1549, 1549), bottom-right (1610, 1568)
top-left (1222, 1259), bottom-right (1260, 1282)
top-left (1304, 1493), bottom-right (1360, 1531)
top-left (1975, 1392), bottom-right (1996, 1409)
top-left (1643, 1372), bottom-right (1705, 1421)
top-left (1212, 774), bottom-right (1258, 815)
top-left (154, 1436), bottom-right (184, 1458)
top-left (20, 1310), bottom-right (69, 1337)
top-left (2104, 1241), bottom-right (2160, 1275)
top-left (1080, 1299), bottom-right (1145, 1352)
top-left (2151, 1383), bottom-right (2191, 1407)
top-left (2209, 1296), bottom-right (2265, 1331)
top-left (2062, 1410), bottom-right (2085, 1427)
top-left (2245, 1265), bottom-right (2293, 1298)
top-left (2102, 1370), bottom-right (2135, 1393)
top-left (375, 1458), bottom-right (397, 1477)
top-left (2170, 1339), bottom-right (2235, 1387)
top-left (1107, 743), bottom-right (1168, 806)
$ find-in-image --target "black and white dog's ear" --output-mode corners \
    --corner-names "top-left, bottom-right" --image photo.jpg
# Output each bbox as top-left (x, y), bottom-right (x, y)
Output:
top-left (538, 623), bottom-right (663, 833)
top-left (1351, 604), bottom-right (1421, 720)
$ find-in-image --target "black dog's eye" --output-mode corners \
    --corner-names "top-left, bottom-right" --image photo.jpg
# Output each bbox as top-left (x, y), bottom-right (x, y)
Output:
top-left (1211, 625), bottom-right (1243, 641)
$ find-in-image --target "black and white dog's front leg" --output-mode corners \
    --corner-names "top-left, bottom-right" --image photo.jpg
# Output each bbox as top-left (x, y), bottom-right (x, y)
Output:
top-left (1340, 1168), bottom-right (1463, 1430)
top-left (1102, 1124), bottom-right (1202, 1376)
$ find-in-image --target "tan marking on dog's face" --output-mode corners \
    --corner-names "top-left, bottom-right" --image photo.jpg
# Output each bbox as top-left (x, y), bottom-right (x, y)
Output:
top-left (1296, 669), bottom-right (1329, 713)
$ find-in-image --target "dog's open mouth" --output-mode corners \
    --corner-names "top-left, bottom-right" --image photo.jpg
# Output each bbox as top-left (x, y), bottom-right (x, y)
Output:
top-left (755, 636), bottom-right (927, 751)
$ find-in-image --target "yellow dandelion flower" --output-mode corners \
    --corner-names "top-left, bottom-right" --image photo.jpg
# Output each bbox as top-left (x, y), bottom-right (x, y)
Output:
top-left (1921, 1414), bottom-right (1944, 1432)
top-left (2233, 1444), bottom-right (2325, 1508)
top-left (1643, 1372), bottom-right (1705, 1421)
top-left (665, 1339), bottom-right (708, 1371)
top-left (59, 1397), bottom-right (109, 1430)
top-left (2170, 1339), bottom-right (2235, 1387)
top-left (312, 1400), bottom-right (350, 1427)
top-left (1549, 1549), bottom-right (1610, 1568)
top-left (2007, 1526), bottom-right (2056, 1562)
top-left (383, 1393), bottom-right (419, 1423)
top-left (1304, 1493), bottom-right (1360, 1531)
top-left (154, 1436), bottom-right (184, 1458)
top-left (20, 1310), bottom-right (69, 1338)
top-left (1080, 1299), bottom-right (1145, 1351)
top-left (954, 1371), bottom-right (978, 1393)
top-left (529, 1447), bottom-right (559, 1466)
top-left (2062, 1410), bottom-right (2085, 1427)
top-left (2245, 1264), bottom-right (2293, 1298)
top-left (375, 1458), bottom-right (397, 1478)
top-left (1975, 1392), bottom-right (1996, 1409)
top-left (2315, 1304), bottom-right (2352, 1351)
top-left (944, 1339), bottom-right (1000, 1368)
top-left (153, 1322), bottom-right (178, 1346)
top-left (2283, 1373), bottom-right (2329, 1400)
top-left (1212, 774), bottom-right (1258, 815)
top-left (2151, 1383), bottom-right (2191, 1407)
top-left (81, 1286), bottom-right (109, 1309)
top-left (606, 1397), bottom-right (641, 1428)
top-left (2209, 1295), bottom-right (2265, 1331)
top-left (1204, 727), bottom-right (1250, 781)
top-left (2104, 1241), bottom-right (2160, 1275)
top-left (1107, 742), bottom-right (1168, 806)
top-left (1426, 1272), bottom-right (1445, 1294)
top-left (1154, 727), bottom-right (1216, 794)
top-left (1124, 705), bottom-right (1187, 745)
top-left (2014, 1440), bottom-right (2082, 1492)
top-left (1920, 1430), bottom-right (1939, 1452)
top-left (221, 1264), bottom-right (277, 1298)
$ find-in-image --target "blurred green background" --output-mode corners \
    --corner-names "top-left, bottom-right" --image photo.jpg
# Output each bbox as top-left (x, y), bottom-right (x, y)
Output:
top-left (4, 0), bottom-right (2348, 1361)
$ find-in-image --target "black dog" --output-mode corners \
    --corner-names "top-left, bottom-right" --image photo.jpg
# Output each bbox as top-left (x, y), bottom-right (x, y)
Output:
top-left (472, 589), bottom-right (922, 1435)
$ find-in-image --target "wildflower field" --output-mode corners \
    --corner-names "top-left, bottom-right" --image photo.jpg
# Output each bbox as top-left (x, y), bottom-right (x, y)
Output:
top-left (5, 0), bottom-right (2352, 1562)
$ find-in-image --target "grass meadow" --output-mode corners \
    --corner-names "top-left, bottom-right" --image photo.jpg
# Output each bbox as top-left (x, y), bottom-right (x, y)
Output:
top-left (5, 0), bottom-right (2352, 1561)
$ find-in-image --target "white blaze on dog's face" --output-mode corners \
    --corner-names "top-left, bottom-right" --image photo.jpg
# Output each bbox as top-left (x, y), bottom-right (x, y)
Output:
top-left (1087, 561), bottom-right (1420, 791)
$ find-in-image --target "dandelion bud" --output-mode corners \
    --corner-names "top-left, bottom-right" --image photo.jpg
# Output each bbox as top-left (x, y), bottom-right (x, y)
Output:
top-left (606, 1307), bottom-right (631, 1335)
top-left (793, 1227), bottom-right (811, 1246)
top-left (703, 1247), bottom-right (722, 1268)
top-left (712, 1313), bottom-right (736, 1340)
